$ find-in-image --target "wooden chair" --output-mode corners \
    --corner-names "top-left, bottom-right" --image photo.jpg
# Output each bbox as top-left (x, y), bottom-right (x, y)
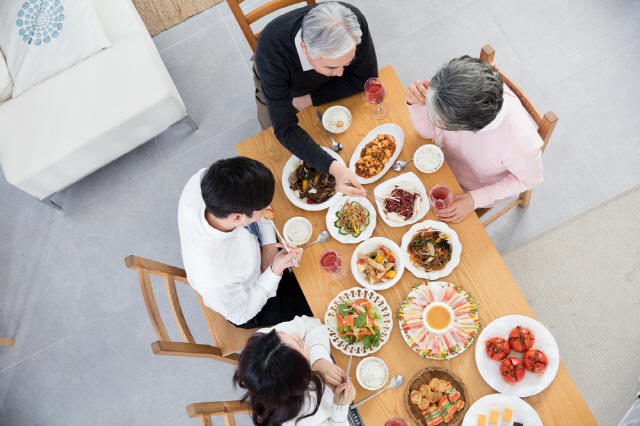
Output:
top-left (0, 337), bottom-right (14, 347)
top-left (475, 44), bottom-right (558, 227)
top-left (227, 0), bottom-right (316, 52)
top-left (125, 255), bottom-right (258, 365)
top-left (187, 400), bottom-right (250, 426)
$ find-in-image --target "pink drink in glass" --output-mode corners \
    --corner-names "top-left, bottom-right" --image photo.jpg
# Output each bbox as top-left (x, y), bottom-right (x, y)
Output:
top-left (384, 419), bottom-right (408, 426)
top-left (429, 184), bottom-right (453, 209)
top-left (364, 78), bottom-right (390, 119)
top-left (319, 250), bottom-right (349, 281)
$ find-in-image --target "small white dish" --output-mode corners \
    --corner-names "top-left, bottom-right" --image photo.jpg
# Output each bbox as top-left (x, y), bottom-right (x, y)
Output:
top-left (322, 106), bottom-right (352, 134)
top-left (350, 237), bottom-right (404, 290)
top-left (414, 144), bottom-right (444, 173)
top-left (283, 217), bottom-right (313, 245)
top-left (356, 357), bottom-right (389, 391)
top-left (422, 301), bottom-right (455, 334)
top-left (325, 196), bottom-right (377, 244)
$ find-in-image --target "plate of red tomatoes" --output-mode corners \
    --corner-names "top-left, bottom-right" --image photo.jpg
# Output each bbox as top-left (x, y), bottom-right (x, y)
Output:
top-left (474, 315), bottom-right (559, 397)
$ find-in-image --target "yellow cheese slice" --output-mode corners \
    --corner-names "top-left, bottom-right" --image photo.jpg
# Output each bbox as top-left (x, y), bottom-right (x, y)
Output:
top-left (503, 407), bottom-right (514, 421)
top-left (477, 413), bottom-right (487, 426)
top-left (489, 410), bottom-right (499, 424)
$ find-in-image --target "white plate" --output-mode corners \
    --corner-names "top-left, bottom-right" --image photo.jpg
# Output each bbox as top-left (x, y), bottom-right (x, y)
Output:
top-left (326, 196), bottom-right (377, 244)
top-left (373, 172), bottom-right (430, 227)
top-left (324, 287), bottom-right (393, 357)
top-left (350, 237), bottom-right (404, 290)
top-left (400, 220), bottom-right (461, 280)
top-left (475, 315), bottom-right (560, 397)
top-left (462, 394), bottom-right (543, 426)
top-left (349, 123), bottom-right (404, 184)
top-left (282, 147), bottom-right (345, 211)
top-left (398, 281), bottom-right (480, 360)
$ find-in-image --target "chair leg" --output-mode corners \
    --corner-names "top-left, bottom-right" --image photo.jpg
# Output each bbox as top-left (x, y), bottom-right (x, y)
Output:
top-left (38, 195), bottom-right (62, 210)
top-left (175, 113), bottom-right (199, 132)
top-left (0, 337), bottom-right (14, 347)
top-left (519, 190), bottom-right (532, 208)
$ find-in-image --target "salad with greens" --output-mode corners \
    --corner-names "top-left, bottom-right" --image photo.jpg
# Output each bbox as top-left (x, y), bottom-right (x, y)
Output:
top-left (329, 298), bottom-right (383, 350)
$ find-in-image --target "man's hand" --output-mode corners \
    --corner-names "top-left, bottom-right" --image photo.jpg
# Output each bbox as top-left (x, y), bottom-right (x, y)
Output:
top-left (260, 243), bottom-right (279, 272)
top-left (333, 379), bottom-right (356, 405)
top-left (271, 242), bottom-right (303, 276)
top-left (292, 94), bottom-right (313, 112)
top-left (405, 79), bottom-right (430, 106)
top-left (329, 161), bottom-right (366, 197)
top-left (435, 193), bottom-right (474, 223)
top-left (312, 359), bottom-right (345, 387)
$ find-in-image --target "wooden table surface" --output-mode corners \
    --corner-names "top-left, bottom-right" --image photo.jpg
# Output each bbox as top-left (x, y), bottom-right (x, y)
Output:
top-left (236, 66), bottom-right (596, 426)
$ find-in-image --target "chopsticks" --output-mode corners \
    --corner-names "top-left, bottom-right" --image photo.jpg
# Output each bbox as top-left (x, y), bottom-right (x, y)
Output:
top-left (345, 183), bottom-right (399, 204)
top-left (268, 218), bottom-right (299, 268)
top-left (337, 345), bottom-right (354, 410)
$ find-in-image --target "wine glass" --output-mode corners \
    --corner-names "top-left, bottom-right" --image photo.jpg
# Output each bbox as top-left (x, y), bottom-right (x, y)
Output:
top-left (429, 184), bottom-right (453, 209)
top-left (364, 77), bottom-right (390, 119)
top-left (319, 250), bottom-right (349, 281)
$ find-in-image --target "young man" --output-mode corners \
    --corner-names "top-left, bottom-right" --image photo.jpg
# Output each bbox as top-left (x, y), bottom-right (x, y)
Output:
top-left (254, 1), bottom-right (377, 198)
top-left (177, 157), bottom-right (312, 328)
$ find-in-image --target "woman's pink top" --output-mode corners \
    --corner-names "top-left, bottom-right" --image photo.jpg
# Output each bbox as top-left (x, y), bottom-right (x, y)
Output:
top-left (407, 86), bottom-right (544, 208)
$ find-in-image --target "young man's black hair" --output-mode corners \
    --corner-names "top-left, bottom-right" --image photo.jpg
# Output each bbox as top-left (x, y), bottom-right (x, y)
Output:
top-left (200, 156), bottom-right (275, 219)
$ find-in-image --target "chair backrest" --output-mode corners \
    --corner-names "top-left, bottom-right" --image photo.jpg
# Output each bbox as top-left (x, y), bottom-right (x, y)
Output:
top-left (480, 45), bottom-right (558, 154)
top-left (187, 400), bottom-right (250, 426)
top-left (227, 0), bottom-right (316, 52)
top-left (125, 255), bottom-right (256, 364)
top-left (476, 45), bottom-right (558, 227)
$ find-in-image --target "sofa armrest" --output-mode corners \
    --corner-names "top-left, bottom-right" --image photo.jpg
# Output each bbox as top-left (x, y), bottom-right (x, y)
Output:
top-left (92, 0), bottom-right (150, 42)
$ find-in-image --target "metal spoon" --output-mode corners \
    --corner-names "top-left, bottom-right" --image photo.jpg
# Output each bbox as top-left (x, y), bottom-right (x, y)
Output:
top-left (351, 375), bottom-right (404, 408)
top-left (301, 231), bottom-right (330, 249)
top-left (392, 158), bottom-right (413, 171)
top-left (315, 111), bottom-right (343, 153)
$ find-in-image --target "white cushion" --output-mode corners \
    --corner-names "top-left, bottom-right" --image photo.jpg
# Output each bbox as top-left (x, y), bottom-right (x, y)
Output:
top-left (91, 0), bottom-right (149, 42)
top-left (0, 0), bottom-right (112, 97)
top-left (0, 49), bottom-right (12, 103)
top-left (0, 32), bottom-right (185, 198)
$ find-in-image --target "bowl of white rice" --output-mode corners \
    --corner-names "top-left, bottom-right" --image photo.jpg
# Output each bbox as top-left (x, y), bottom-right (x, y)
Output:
top-left (356, 357), bottom-right (388, 390)
top-left (322, 106), bottom-right (351, 134)
top-left (283, 217), bottom-right (313, 245)
top-left (414, 144), bottom-right (444, 173)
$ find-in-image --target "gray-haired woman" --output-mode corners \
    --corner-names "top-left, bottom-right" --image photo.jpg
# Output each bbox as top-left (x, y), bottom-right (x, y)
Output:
top-left (405, 56), bottom-right (544, 223)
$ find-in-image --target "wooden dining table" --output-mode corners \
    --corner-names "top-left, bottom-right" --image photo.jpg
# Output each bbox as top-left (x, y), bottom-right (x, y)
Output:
top-left (236, 65), bottom-right (596, 426)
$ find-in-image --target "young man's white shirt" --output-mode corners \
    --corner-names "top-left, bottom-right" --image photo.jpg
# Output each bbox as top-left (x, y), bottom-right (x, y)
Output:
top-left (178, 168), bottom-right (280, 325)
top-left (259, 316), bottom-right (349, 426)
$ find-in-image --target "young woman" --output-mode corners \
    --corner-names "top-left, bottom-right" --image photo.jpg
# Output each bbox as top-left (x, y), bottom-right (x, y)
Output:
top-left (233, 316), bottom-right (356, 426)
top-left (406, 56), bottom-right (544, 223)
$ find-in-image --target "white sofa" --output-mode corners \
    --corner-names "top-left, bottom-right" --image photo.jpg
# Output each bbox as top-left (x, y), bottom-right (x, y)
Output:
top-left (0, 0), bottom-right (193, 208)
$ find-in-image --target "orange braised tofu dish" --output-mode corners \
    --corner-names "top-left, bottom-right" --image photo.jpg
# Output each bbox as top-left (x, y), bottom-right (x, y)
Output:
top-left (355, 134), bottom-right (397, 179)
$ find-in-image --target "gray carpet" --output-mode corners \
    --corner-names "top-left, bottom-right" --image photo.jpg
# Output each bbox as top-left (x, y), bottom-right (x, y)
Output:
top-left (501, 184), bottom-right (640, 426)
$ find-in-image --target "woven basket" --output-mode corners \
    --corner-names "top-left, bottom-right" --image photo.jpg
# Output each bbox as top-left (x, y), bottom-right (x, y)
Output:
top-left (403, 367), bottom-right (468, 426)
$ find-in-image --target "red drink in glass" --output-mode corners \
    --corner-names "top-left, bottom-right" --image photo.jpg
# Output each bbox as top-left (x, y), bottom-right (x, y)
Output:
top-left (384, 418), bottom-right (408, 426)
top-left (429, 184), bottom-right (453, 209)
top-left (364, 77), bottom-right (390, 119)
top-left (319, 250), bottom-right (349, 281)
top-left (365, 83), bottom-right (386, 104)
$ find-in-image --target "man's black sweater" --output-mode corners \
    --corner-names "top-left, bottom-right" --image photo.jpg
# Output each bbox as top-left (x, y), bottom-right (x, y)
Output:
top-left (254, 3), bottom-right (377, 173)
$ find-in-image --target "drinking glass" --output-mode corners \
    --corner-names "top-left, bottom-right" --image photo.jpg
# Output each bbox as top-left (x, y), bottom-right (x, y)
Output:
top-left (319, 250), bottom-right (349, 281)
top-left (384, 418), bottom-right (408, 426)
top-left (429, 184), bottom-right (453, 209)
top-left (364, 78), bottom-right (390, 119)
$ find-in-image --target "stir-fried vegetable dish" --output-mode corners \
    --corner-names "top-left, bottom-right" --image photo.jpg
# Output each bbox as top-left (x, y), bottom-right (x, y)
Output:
top-left (334, 201), bottom-right (370, 237)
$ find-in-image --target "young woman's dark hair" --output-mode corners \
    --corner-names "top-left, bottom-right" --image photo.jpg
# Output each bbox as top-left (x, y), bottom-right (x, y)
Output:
top-left (233, 330), bottom-right (325, 426)
top-left (200, 157), bottom-right (275, 219)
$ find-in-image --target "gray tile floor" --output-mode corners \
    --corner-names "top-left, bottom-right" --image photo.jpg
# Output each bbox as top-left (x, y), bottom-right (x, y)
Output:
top-left (1, 0), bottom-right (639, 424)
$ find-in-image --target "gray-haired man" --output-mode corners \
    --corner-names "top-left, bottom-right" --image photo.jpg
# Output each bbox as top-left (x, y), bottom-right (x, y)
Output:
top-left (254, 2), bottom-right (377, 197)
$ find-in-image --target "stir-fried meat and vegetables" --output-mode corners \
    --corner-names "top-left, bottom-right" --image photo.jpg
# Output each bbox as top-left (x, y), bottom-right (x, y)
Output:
top-left (407, 228), bottom-right (452, 272)
top-left (289, 162), bottom-right (336, 204)
top-left (334, 201), bottom-right (370, 237)
top-left (355, 134), bottom-right (397, 179)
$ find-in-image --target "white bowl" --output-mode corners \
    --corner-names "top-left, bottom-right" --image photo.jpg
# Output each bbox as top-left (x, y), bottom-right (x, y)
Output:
top-left (322, 106), bottom-right (352, 134)
top-left (283, 217), bottom-right (313, 245)
top-left (356, 357), bottom-right (389, 391)
top-left (422, 301), bottom-right (455, 334)
top-left (414, 144), bottom-right (444, 173)
top-left (350, 237), bottom-right (404, 290)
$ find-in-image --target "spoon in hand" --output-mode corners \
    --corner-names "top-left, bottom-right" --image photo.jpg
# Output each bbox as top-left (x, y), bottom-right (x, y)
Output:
top-left (301, 231), bottom-right (330, 249)
top-left (392, 158), bottom-right (413, 171)
top-left (351, 375), bottom-right (404, 408)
